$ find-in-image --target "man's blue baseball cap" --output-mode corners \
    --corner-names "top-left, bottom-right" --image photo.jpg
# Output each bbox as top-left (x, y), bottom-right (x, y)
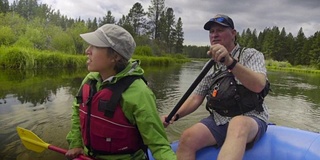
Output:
top-left (204, 14), bottom-right (234, 30)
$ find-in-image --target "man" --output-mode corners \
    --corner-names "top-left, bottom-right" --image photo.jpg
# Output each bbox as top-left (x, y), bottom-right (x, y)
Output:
top-left (162, 14), bottom-right (269, 160)
top-left (66, 24), bottom-right (176, 160)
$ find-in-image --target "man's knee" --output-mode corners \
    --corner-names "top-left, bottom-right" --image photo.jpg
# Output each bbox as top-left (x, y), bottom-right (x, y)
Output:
top-left (227, 116), bottom-right (259, 141)
top-left (179, 123), bottom-right (217, 151)
top-left (179, 128), bottom-right (195, 146)
top-left (229, 116), bottom-right (257, 128)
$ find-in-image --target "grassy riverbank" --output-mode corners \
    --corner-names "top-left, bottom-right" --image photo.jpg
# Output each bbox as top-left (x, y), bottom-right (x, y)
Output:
top-left (1, 46), bottom-right (319, 74)
top-left (0, 46), bottom-right (190, 69)
top-left (194, 58), bottom-right (320, 74)
top-left (266, 60), bottom-right (320, 74)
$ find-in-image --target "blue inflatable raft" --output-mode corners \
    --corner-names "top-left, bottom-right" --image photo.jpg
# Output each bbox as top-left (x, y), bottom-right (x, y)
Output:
top-left (148, 125), bottom-right (320, 160)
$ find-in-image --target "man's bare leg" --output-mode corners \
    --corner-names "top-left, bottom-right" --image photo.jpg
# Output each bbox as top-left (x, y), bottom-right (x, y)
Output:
top-left (217, 116), bottom-right (258, 160)
top-left (177, 123), bottom-right (217, 160)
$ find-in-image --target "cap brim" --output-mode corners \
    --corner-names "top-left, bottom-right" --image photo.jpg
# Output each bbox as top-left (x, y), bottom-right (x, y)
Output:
top-left (204, 21), bottom-right (229, 30)
top-left (80, 32), bottom-right (110, 47)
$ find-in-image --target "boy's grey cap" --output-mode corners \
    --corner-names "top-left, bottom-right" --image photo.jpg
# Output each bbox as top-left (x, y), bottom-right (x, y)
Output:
top-left (80, 24), bottom-right (136, 60)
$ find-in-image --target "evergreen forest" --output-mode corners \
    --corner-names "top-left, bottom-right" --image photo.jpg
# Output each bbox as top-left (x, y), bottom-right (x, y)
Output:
top-left (0, 0), bottom-right (320, 69)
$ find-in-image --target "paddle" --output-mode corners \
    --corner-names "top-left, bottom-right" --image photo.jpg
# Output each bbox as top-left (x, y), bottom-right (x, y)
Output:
top-left (165, 59), bottom-right (216, 123)
top-left (16, 126), bottom-right (94, 160)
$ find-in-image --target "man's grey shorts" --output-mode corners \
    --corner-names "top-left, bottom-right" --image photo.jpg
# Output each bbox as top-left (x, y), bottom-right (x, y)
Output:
top-left (200, 115), bottom-right (268, 149)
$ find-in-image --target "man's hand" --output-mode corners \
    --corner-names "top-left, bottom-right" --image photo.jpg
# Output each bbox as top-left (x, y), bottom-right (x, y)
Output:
top-left (207, 44), bottom-right (233, 65)
top-left (161, 114), bottom-right (179, 128)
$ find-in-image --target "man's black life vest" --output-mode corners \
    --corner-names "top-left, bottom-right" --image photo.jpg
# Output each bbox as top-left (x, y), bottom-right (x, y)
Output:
top-left (205, 48), bottom-right (270, 117)
top-left (205, 70), bottom-right (270, 117)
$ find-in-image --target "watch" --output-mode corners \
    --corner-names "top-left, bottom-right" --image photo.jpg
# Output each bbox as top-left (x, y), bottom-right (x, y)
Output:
top-left (227, 58), bottom-right (237, 70)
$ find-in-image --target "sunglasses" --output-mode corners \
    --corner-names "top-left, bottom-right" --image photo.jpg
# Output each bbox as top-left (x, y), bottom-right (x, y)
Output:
top-left (210, 17), bottom-right (231, 26)
top-left (210, 17), bottom-right (233, 28)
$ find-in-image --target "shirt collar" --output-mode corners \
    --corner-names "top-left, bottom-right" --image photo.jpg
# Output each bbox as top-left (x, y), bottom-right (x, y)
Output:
top-left (102, 76), bottom-right (115, 83)
top-left (230, 43), bottom-right (241, 58)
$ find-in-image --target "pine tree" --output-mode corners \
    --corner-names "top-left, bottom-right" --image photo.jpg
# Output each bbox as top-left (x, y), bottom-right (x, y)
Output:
top-left (294, 27), bottom-right (306, 65)
top-left (175, 17), bottom-right (184, 53)
top-left (0, 0), bottom-right (10, 13)
top-left (99, 10), bottom-right (115, 26)
top-left (147, 0), bottom-right (165, 39)
top-left (127, 2), bottom-right (146, 36)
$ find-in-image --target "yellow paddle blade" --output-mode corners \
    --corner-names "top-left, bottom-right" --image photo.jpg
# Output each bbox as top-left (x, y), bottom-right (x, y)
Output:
top-left (16, 126), bottom-right (50, 153)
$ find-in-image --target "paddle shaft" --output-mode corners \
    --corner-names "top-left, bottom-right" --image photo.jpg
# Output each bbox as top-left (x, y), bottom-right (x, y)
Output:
top-left (165, 59), bottom-right (215, 123)
top-left (48, 145), bottom-right (94, 160)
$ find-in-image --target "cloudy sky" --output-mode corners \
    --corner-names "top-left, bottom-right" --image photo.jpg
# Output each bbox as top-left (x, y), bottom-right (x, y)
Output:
top-left (10, 0), bottom-right (320, 46)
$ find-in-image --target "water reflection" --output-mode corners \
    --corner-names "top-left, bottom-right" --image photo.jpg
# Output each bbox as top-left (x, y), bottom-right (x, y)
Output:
top-left (1, 62), bottom-right (320, 160)
top-left (0, 68), bottom-right (86, 160)
top-left (0, 69), bottom-right (85, 106)
top-left (266, 70), bottom-right (320, 133)
top-left (268, 71), bottom-right (320, 105)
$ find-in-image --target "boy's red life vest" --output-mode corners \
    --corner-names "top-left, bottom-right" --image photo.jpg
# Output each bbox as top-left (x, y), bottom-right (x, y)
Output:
top-left (77, 76), bottom-right (144, 155)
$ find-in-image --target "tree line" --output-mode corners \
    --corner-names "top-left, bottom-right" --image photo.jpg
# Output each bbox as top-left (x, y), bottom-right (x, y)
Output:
top-left (0, 0), bottom-right (184, 55)
top-left (238, 27), bottom-right (320, 67)
top-left (0, 0), bottom-right (319, 68)
top-left (185, 26), bottom-right (320, 68)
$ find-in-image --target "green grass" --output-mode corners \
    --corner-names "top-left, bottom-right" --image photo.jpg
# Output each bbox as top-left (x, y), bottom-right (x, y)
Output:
top-left (5, 46), bottom-right (318, 74)
top-left (0, 46), bottom-right (86, 69)
top-left (0, 46), bottom-right (190, 69)
top-left (266, 60), bottom-right (320, 74)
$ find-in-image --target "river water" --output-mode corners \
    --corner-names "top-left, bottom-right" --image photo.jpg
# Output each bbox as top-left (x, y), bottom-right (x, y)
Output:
top-left (0, 60), bottom-right (320, 160)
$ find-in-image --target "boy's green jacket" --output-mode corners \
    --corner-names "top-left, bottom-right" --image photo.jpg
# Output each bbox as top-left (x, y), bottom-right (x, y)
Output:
top-left (66, 59), bottom-right (176, 160)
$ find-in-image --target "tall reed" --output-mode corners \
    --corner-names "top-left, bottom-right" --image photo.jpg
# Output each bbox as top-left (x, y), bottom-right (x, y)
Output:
top-left (0, 46), bottom-right (86, 69)
top-left (0, 46), bottom-right (189, 70)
